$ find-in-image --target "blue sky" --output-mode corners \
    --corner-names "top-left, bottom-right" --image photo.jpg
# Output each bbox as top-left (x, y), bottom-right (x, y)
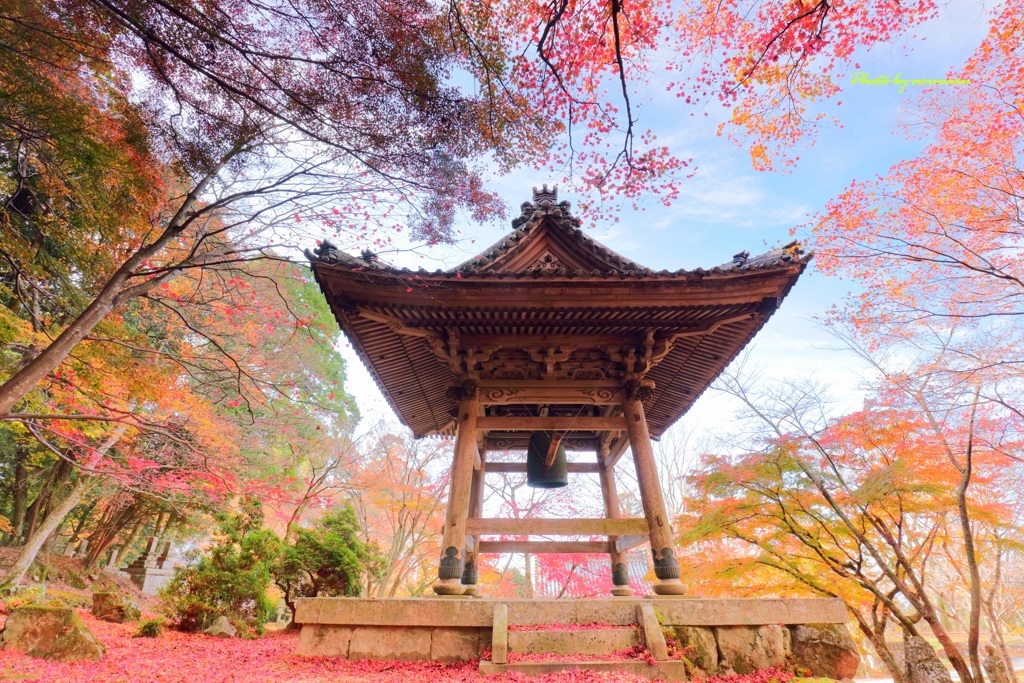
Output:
top-left (339, 0), bottom-right (992, 447)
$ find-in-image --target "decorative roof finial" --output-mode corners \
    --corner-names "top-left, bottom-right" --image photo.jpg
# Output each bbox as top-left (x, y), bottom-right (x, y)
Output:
top-left (532, 184), bottom-right (558, 204)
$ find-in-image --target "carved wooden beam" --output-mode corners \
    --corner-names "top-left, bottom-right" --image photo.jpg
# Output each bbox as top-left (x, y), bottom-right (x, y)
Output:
top-left (478, 386), bottom-right (623, 406)
top-left (466, 517), bottom-right (649, 536)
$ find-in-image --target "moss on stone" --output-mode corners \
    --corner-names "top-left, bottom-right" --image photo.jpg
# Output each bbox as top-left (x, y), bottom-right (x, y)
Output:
top-left (1, 606), bottom-right (106, 661)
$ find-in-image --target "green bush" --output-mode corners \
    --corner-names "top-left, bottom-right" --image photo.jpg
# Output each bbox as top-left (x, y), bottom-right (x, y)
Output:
top-left (271, 505), bottom-right (381, 622)
top-left (161, 498), bottom-right (281, 634)
top-left (133, 618), bottom-right (164, 638)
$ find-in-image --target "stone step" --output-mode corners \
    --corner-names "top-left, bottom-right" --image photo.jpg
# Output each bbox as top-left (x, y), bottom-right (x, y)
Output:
top-left (508, 627), bottom-right (642, 656)
top-left (479, 659), bottom-right (689, 682)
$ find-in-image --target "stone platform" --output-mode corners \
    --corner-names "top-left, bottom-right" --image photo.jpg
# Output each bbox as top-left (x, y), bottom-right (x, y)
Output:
top-left (294, 597), bottom-right (859, 679)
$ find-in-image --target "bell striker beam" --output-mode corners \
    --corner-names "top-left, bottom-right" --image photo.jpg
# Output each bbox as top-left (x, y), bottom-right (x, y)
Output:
top-left (623, 381), bottom-right (686, 596)
top-left (433, 383), bottom-right (481, 595)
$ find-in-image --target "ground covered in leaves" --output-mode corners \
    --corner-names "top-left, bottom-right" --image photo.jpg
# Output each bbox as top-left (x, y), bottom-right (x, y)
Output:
top-left (0, 609), bottom-right (809, 683)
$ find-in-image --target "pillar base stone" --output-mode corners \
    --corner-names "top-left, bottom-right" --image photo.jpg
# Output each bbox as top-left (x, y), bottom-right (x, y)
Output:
top-left (432, 580), bottom-right (468, 596)
top-left (651, 579), bottom-right (687, 596)
top-left (463, 586), bottom-right (480, 597)
top-left (610, 587), bottom-right (635, 597)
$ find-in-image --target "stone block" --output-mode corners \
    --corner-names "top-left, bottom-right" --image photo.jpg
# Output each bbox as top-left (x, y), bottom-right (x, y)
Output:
top-left (294, 598), bottom-right (323, 623)
top-left (310, 597), bottom-right (493, 627)
top-left (638, 603), bottom-right (669, 661)
top-left (790, 623), bottom-right (860, 679)
top-left (478, 628), bottom-right (492, 656)
top-left (1, 607), bottom-right (105, 661)
top-left (430, 628), bottom-right (479, 662)
top-left (570, 599), bottom-right (641, 626)
top-left (509, 628), bottom-right (641, 656)
top-left (122, 566), bottom-right (174, 596)
top-left (715, 624), bottom-right (789, 674)
top-left (91, 591), bottom-right (141, 623)
top-left (204, 615), bottom-right (237, 638)
top-left (491, 603), bottom-right (508, 664)
top-left (657, 598), bottom-right (846, 627)
top-left (671, 626), bottom-right (718, 674)
top-left (348, 626), bottom-right (432, 661)
top-left (294, 597), bottom-right (847, 629)
top-left (296, 625), bottom-right (352, 657)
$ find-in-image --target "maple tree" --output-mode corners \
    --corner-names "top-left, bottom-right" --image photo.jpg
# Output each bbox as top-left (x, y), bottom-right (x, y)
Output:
top-left (0, 0), bottom-right (996, 420)
top-left (809, 1), bottom-right (1024, 427)
top-left (344, 428), bottom-right (451, 598)
top-left (678, 349), bottom-right (1023, 683)
top-left (0, 258), bottom-right (358, 590)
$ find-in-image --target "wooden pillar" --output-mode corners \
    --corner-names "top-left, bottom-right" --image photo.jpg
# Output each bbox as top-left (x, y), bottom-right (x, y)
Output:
top-left (432, 384), bottom-right (480, 595)
top-left (462, 446), bottom-right (486, 596)
top-left (622, 382), bottom-right (686, 596)
top-left (599, 451), bottom-right (633, 597)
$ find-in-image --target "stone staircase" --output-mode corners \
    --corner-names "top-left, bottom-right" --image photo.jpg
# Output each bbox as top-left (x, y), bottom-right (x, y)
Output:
top-left (479, 603), bottom-right (689, 681)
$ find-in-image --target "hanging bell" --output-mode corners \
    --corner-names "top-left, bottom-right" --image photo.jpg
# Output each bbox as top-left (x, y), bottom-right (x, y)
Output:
top-left (526, 431), bottom-right (568, 489)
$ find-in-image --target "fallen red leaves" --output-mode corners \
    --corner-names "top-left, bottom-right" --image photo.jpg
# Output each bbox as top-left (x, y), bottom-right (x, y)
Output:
top-left (0, 610), bottom-right (795, 683)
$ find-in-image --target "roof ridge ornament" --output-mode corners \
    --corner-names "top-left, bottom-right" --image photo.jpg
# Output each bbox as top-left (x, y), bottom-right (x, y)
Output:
top-left (512, 185), bottom-right (578, 229)
top-left (532, 184), bottom-right (558, 204)
top-left (306, 239), bottom-right (341, 264)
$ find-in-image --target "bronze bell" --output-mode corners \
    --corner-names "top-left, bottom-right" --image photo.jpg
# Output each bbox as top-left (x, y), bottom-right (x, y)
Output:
top-left (526, 431), bottom-right (568, 488)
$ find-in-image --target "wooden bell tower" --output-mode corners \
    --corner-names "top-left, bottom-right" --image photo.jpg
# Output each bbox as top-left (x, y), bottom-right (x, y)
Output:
top-left (309, 186), bottom-right (810, 597)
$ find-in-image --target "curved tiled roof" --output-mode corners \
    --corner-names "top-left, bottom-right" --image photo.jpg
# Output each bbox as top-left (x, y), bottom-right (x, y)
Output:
top-left (308, 187), bottom-right (812, 439)
top-left (307, 186), bottom-right (808, 283)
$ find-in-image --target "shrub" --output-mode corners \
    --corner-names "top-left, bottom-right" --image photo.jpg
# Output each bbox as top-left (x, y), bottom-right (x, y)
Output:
top-left (161, 498), bottom-right (281, 634)
top-left (133, 618), bottom-right (164, 638)
top-left (271, 505), bottom-right (381, 622)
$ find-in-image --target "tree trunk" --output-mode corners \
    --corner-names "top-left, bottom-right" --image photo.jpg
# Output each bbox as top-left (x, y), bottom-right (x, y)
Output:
top-left (0, 164), bottom-right (219, 416)
top-left (114, 518), bottom-right (151, 568)
top-left (985, 537), bottom-right (1018, 683)
top-left (85, 502), bottom-right (145, 571)
top-left (861, 626), bottom-right (907, 683)
top-left (23, 458), bottom-right (74, 542)
top-left (5, 455), bottom-right (28, 545)
top-left (40, 518), bottom-right (66, 553)
top-left (0, 422), bottom-right (128, 590)
top-left (958, 433), bottom-right (984, 682)
top-left (65, 498), bottom-right (99, 551)
top-left (0, 475), bottom-right (95, 591)
top-left (0, 276), bottom-right (126, 414)
top-left (919, 600), bottom-right (977, 683)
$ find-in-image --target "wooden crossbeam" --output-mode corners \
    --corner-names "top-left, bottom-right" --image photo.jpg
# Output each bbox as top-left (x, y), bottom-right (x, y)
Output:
top-left (477, 416), bottom-right (626, 432)
top-left (466, 517), bottom-right (648, 537)
top-left (485, 461), bottom-right (601, 474)
top-left (477, 540), bottom-right (610, 554)
top-left (601, 437), bottom-right (630, 470)
top-left (614, 535), bottom-right (649, 553)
